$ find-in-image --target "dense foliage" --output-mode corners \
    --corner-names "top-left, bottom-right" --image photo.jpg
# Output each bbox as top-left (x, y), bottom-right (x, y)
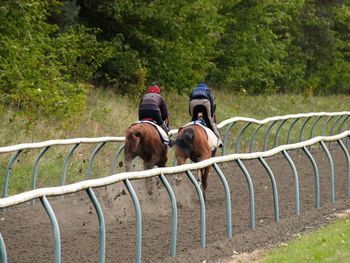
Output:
top-left (1, 0), bottom-right (350, 118)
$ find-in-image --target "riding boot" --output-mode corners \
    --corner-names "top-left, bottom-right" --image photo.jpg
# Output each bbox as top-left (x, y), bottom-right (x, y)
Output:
top-left (161, 123), bottom-right (175, 147)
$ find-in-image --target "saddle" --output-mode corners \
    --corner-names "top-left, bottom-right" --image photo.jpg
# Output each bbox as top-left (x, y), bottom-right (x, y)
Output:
top-left (137, 120), bottom-right (171, 145)
top-left (181, 121), bottom-right (219, 151)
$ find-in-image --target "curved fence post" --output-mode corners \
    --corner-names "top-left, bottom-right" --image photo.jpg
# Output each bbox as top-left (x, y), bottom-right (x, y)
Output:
top-left (185, 170), bottom-right (206, 248)
top-left (123, 179), bottom-right (142, 263)
top-left (87, 142), bottom-right (107, 180)
top-left (257, 157), bottom-right (279, 223)
top-left (298, 117), bottom-right (312, 142)
top-left (2, 150), bottom-right (22, 198)
top-left (308, 116), bottom-right (322, 151)
top-left (249, 124), bottom-right (263, 153)
top-left (110, 144), bottom-right (125, 175)
top-left (0, 233), bottom-right (7, 263)
top-left (86, 187), bottom-right (105, 263)
top-left (212, 163), bottom-right (232, 238)
top-left (273, 119), bottom-right (287, 148)
top-left (282, 150), bottom-right (300, 216)
top-left (321, 116), bottom-right (334, 136)
top-left (337, 115), bottom-right (350, 134)
top-left (337, 139), bottom-right (350, 197)
top-left (302, 147), bottom-right (320, 208)
top-left (60, 143), bottom-right (80, 187)
top-left (309, 116), bottom-right (322, 140)
top-left (286, 118), bottom-right (299, 144)
top-left (331, 115), bottom-right (344, 136)
top-left (40, 196), bottom-right (61, 263)
top-left (159, 173), bottom-right (177, 256)
top-left (222, 122), bottom-right (236, 156)
top-left (235, 122), bottom-right (252, 153)
top-left (320, 141), bottom-right (335, 204)
top-left (31, 146), bottom-right (50, 205)
top-left (235, 159), bottom-right (255, 230)
top-left (263, 121), bottom-right (277, 151)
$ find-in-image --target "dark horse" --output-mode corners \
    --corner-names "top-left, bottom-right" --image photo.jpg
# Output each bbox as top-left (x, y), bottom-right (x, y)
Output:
top-left (175, 124), bottom-right (217, 200)
top-left (124, 122), bottom-right (168, 194)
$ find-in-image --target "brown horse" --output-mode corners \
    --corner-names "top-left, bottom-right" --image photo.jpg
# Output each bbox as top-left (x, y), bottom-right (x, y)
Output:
top-left (175, 124), bottom-right (217, 200)
top-left (124, 122), bottom-right (168, 194)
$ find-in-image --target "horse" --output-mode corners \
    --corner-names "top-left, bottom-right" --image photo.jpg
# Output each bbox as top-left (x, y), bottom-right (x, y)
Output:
top-left (124, 122), bottom-right (168, 194)
top-left (174, 123), bottom-right (217, 200)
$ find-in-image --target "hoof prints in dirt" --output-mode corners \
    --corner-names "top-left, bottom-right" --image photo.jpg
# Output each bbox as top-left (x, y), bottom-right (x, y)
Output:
top-left (1, 145), bottom-right (350, 262)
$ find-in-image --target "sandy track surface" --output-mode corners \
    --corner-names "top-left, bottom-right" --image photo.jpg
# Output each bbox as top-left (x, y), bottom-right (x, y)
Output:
top-left (1, 144), bottom-right (350, 262)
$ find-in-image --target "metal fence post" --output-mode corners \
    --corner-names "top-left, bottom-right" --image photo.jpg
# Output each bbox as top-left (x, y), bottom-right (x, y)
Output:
top-left (86, 187), bottom-right (105, 263)
top-left (282, 150), bottom-right (300, 216)
top-left (185, 170), bottom-right (206, 248)
top-left (235, 159), bottom-right (255, 230)
top-left (40, 196), bottom-right (61, 263)
top-left (123, 179), bottom-right (142, 263)
top-left (159, 173), bottom-right (177, 256)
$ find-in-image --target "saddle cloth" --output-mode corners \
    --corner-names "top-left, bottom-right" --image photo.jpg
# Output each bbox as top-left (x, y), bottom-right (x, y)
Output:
top-left (182, 121), bottom-right (219, 151)
top-left (137, 120), bottom-right (171, 145)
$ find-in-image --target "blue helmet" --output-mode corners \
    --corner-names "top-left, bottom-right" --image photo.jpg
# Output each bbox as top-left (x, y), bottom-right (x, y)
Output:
top-left (197, 83), bottom-right (208, 89)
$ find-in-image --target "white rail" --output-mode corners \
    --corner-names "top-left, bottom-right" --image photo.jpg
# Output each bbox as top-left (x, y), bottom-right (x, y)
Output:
top-left (1, 130), bottom-right (349, 208)
top-left (0, 137), bottom-right (125, 154)
top-left (216, 111), bottom-right (350, 129)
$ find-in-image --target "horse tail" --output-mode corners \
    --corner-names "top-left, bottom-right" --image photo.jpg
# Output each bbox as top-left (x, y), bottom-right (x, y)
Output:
top-left (176, 127), bottom-right (194, 155)
top-left (125, 128), bottom-right (142, 154)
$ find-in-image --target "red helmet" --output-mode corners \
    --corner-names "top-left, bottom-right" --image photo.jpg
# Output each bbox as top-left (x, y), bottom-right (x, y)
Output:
top-left (147, 85), bottom-right (160, 94)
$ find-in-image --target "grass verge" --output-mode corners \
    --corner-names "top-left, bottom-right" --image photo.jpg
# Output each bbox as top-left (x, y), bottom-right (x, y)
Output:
top-left (258, 214), bottom-right (350, 263)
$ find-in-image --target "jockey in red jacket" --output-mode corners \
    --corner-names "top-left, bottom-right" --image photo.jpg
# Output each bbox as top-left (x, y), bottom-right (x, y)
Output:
top-left (139, 83), bottom-right (170, 134)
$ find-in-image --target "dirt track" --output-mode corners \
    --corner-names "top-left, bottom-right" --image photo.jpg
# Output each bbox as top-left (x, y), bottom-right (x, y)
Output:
top-left (1, 143), bottom-right (350, 262)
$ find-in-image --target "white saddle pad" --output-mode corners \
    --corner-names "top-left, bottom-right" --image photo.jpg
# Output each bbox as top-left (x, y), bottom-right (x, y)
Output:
top-left (182, 121), bottom-right (219, 151)
top-left (137, 120), bottom-right (170, 144)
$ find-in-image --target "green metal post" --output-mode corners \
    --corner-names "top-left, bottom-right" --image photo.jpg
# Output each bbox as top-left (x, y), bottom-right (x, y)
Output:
top-left (2, 150), bottom-right (22, 198)
top-left (60, 143), bottom-right (80, 186)
top-left (86, 187), bottom-right (105, 263)
top-left (110, 144), bottom-right (125, 175)
top-left (263, 121), bottom-right (277, 151)
top-left (258, 157), bottom-right (279, 223)
top-left (31, 146), bottom-right (50, 205)
top-left (235, 122), bottom-right (252, 153)
top-left (302, 147), bottom-right (320, 208)
top-left (249, 124), bottom-right (263, 153)
top-left (282, 150), bottom-right (300, 216)
top-left (87, 142), bottom-right (106, 179)
top-left (159, 173), bottom-right (177, 256)
top-left (273, 119), bottom-right (287, 148)
top-left (0, 233), bottom-right (7, 263)
top-left (222, 122), bottom-right (236, 156)
top-left (185, 170), bottom-right (206, 248)
top-left (212, 163), bottom-right (232, 238)
top-left (320, 141), bottom-right (335, 203)
top-left (298, 117), bottom-right (311, 142)
top-left (337, 139), bottom-right (350, 197)
top-left (286, 118), bottom-right (299, 144)
top-left (40, 196), bottom-right (61, 263)
top-left (235, 159), bottom-right (255, 230)
top-left (123, 179), bottom-right (142, 263)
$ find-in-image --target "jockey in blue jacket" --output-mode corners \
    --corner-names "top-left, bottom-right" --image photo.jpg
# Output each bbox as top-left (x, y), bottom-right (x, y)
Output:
top-left (189, 83), bottom-right (223, 147)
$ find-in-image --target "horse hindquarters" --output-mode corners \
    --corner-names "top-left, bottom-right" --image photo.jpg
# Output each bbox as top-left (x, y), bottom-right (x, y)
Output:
top-left (124, 130), bottom-right (142, 171)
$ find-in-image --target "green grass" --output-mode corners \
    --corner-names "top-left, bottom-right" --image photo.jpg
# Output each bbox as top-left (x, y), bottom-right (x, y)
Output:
top-left (259, 216), bottom-right (350, 263)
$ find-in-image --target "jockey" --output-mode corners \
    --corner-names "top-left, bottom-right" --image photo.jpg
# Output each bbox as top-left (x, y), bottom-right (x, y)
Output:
top-left (189, 83), bottom-right (223, 148)
top-left (139, 82), bottom-right (171, 134)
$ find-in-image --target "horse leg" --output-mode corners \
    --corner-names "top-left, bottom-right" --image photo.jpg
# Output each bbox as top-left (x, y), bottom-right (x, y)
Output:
top-left (201, 166), bottom-right (210, 201)
top-left (143, 161), bottom-right (155, 195)
top-left (124, 153), bottom-right (135, 172)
